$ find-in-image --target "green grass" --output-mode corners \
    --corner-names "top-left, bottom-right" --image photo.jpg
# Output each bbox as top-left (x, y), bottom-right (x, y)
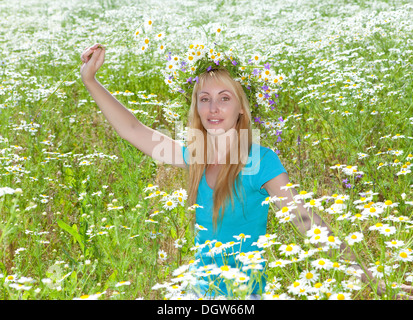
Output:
top-left (0, 0), bottom-right (412, 300)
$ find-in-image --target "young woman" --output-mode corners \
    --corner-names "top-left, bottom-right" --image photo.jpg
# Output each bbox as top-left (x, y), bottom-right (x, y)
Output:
top-left (80, 43), bottom-right (413, 299)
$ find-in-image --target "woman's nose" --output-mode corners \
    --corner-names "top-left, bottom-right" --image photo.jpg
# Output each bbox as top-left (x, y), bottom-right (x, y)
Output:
top-left (209, 99), bottom-right (219, 113)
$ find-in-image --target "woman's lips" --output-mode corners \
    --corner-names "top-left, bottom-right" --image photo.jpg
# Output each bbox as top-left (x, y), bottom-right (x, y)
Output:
top-left (208, 119), bottom-right (223, 124)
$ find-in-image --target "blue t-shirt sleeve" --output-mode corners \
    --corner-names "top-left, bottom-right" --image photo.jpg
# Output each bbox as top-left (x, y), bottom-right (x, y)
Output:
top-left (254, 147), bottom-right (287, 195)
top-left (181, 144), bottom-right (189, 166)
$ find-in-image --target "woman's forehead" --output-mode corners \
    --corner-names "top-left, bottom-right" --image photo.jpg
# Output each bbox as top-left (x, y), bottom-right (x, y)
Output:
top-left (198, 77), bottom-right (236, 94)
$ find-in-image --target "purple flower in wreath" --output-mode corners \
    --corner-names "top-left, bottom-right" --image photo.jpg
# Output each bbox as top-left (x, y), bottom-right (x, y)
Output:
top-left (264, 62), bottom-right (271, 70)
top-left (252, 68), bottom-right (260, 76)
top-left (232, 60), bottom-right (237, 66)
top-left (194, 76), bottom-right (199, 83)
top-left (206, 66), bottom-right (212, 72)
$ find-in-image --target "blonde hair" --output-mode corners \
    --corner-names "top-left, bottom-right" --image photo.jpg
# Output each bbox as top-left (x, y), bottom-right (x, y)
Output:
top-left (186, 68), bottom-right (253, 230)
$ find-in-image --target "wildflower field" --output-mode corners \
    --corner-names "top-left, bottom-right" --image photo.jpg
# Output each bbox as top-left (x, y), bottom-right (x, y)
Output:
top-left (0, 0), bottom-right (412, 300)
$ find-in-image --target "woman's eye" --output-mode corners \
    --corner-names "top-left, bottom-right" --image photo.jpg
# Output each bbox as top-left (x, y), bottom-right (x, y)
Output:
top-left (222, 96), bottom-right (230, 101)
top-left (200, 97), bottom-right (209, 102)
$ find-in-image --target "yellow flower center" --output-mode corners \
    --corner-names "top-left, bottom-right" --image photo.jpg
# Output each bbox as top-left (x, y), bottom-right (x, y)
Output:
top-left (337, 294), bottom-right (345, 300)
top-left (220, 265), bottom-right (229, 272)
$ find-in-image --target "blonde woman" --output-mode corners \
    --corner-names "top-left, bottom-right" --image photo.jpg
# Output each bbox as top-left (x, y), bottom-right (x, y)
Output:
top-left (80, 43), bottom-right (413, 299)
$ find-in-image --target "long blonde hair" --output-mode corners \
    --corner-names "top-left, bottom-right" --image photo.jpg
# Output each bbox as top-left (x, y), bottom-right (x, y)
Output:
top-left (186, 68), bottom-right (253, 230)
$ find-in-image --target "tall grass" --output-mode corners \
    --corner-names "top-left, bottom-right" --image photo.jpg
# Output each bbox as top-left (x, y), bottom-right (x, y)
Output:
top-left (0, 0), bottom-right (412, 300)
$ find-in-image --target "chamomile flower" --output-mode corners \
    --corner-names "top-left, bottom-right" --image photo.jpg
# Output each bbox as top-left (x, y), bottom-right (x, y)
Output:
top-left (195, 224), bottom-right (208, 231)
top-left (329, 292), bottom-right (352, 300)
top-left (341, 165), bottom-right (359, 175)
top-left (275, 206), bottom-right (296, 218)
top-left (299, 269), bottom-right (319, 284)
top-left (378, 225), bottom-right (397, 236)
top-left (341, 280), bottom-right (362, 291)
top-left (280, 183), bottom-right (299, 190)
top-left (381, 200), bottom-right (398, 208)
top-left (279, 243), bottom-right (301, 256)
top-left (311, 258), bottom-right (333, 270)
top-left (163, 198), bottom-right (178, 210)
top-left (233, 233), bottom-right (251, 242)
top-left (73, 293), bottom-right (101, 300)
top-left (294, 190), bottom-right (314, 200)
top-left (143, 184), bottom-right (158, 192)
top-left (303, 198), bottom-right (323, 209)
top-left (174, 238), bottom-right (187, 249)
top-left (115, 281), bottom-right (131, 287)
top-left (279, 214), bottom-right (295, 223)
top-left (394, 249), bottom-right (413, 262)
top-left (158, 250), bottom-right (168, 261)
top-left (324, 235), bottom-right (342, 249)
top-left (345, 232), bottom-right (364, 245)
top-left (287, 280), bottom-right (311, 296)
top-left (369, 263), bottom-right (392, 278)
top-left (269, 259), bottom-right (291, 268)
top-left (306, 225), bottom-right (328, 238)
top-left (384, 239), bottom-right (405, 248)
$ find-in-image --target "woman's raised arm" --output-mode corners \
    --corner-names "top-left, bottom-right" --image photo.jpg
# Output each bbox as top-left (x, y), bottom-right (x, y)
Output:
top-left (80, 44), bottom-right (187, 168)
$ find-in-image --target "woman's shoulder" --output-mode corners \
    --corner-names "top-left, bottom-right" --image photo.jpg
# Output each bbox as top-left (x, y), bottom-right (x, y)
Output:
top-left (250, 143), bottom-right (280, 159)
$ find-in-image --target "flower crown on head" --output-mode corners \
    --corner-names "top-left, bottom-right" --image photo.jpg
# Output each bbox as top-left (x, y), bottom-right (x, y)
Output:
top-left (161, 42), bottom-right (286, 111)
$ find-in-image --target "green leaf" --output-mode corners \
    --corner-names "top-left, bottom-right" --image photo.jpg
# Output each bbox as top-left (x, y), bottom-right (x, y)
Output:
top-left (104, 270), bottom-right (118, 290)
top-left (57, 220), bottom-right (85, 252)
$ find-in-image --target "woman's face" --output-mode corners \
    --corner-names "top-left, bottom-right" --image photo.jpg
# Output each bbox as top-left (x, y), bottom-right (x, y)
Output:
top-left (197, 77), bottom-right (244, 136)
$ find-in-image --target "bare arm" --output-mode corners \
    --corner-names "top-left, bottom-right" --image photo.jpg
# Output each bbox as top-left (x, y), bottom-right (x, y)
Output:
top-left (80, 44), bottom-right (187, 168)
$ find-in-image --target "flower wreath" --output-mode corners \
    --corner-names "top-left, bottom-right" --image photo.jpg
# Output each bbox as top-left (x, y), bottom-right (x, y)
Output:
top-left (161, 42), bottom-right (286, 112)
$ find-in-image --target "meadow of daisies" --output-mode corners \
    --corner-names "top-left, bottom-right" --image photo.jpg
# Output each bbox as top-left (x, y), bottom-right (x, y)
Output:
top-left (0, 0), bottom-right (412, 300)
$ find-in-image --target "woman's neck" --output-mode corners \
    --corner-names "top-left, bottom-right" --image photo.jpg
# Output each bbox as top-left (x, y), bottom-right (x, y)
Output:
top-left (206, 128), bottom-right (238, 166)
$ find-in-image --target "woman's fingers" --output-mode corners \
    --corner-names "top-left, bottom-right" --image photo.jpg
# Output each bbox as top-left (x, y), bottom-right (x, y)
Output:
top-left (400, 284), bottom-right (413, 294)
top-left (81, 44), bottom-right (105, 63)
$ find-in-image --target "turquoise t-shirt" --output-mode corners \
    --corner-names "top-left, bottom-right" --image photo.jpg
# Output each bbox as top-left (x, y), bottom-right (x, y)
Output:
top-left (181, 143), bottom-right (287, 297)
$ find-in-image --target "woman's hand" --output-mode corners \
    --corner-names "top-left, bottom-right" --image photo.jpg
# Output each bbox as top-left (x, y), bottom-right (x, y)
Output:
top-left (80, 43), bottom-right (105, 83)
top-left (354, 264), bottom-right (413, 300)
top-left (377, 280), bottom-right (413, 300)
